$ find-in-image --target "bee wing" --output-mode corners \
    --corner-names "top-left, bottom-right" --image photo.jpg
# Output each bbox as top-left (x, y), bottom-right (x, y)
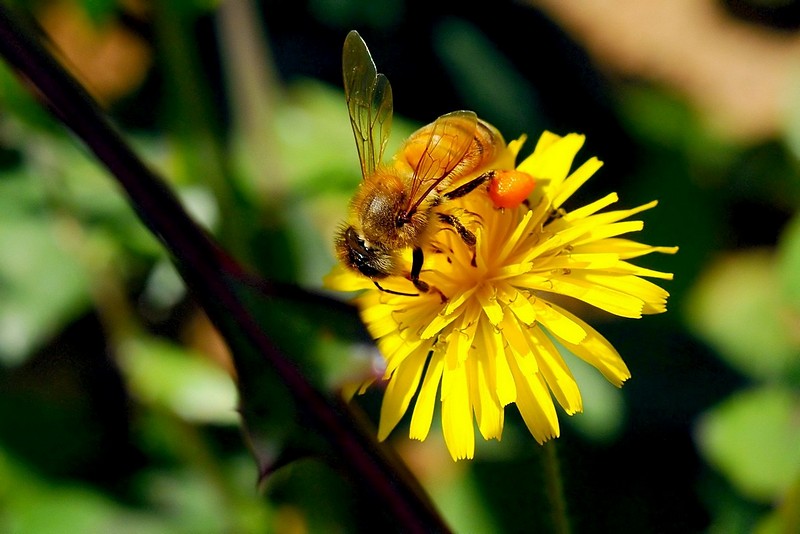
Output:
top-left (403, 110), bottom-right (478, 216)
top-left (343, 31), bottom-right (393, 179)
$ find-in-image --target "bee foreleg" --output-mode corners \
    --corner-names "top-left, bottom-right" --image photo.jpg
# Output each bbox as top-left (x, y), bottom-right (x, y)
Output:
top-left (408, 247), bottom-right (449, 303)
top-left (442, 170), bottom-right (495, 202)
top-left (373, 281), bottom-right (418, 297)
top-left (410, 247), bottom-right (430, 292)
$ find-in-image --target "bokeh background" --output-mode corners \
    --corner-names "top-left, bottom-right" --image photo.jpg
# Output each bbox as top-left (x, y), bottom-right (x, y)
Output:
top-left (1, 0), bottom-right (799, 532)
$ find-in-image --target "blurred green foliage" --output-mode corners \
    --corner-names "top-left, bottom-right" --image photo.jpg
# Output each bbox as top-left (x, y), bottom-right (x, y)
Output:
top-left (0, 0), bottom-right (799, 532)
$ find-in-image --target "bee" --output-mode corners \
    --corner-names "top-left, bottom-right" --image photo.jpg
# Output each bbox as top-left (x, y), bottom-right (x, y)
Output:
top-left (334, 31), bottom-right (532, 296)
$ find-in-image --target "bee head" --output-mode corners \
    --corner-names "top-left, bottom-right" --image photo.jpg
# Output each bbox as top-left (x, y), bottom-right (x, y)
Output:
top-left (335, 225), bottom-right (396, 279)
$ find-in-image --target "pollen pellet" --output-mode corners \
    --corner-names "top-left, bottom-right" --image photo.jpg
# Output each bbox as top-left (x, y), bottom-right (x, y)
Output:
top-left (488, 170), bottom-right (535, 208)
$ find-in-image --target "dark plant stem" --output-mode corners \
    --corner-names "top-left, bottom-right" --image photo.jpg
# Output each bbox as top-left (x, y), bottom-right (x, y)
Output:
top-left (0, 5), bottom-right (449, 533)
top-left (542, 441), bottom-right (571, 534)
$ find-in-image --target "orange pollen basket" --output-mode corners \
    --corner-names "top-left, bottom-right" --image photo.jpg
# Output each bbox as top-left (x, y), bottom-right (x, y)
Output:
top-left (488, 170), bottom-right (536, 209)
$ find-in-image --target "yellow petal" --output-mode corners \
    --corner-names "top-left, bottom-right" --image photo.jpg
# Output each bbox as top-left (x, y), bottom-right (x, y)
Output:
top-left (409, 351), bottom-right (444, 440)
top-left (469, 354), bottom-right (504, 440)
top-left (531, 298), bottom-right (587, 345)
top-left (550, 304), bottom-right (631, 386)
top-left (361, 303), bottom-right (400, 339)
top-left (476, 284), bottom-right (504, 325)
top-left (529, 130), bottom-right (563, 159)
top-left (443, 286), bottom-right (477, 317)
top-left (547, 201), bottom-right (657, 245)
top-left (322, 265), bottom-right (373, 292)
top-left (479, 319), bottom-right (516, 405)
top-left (562, 192), bottom-right (618, 222)
top-left (444, 310), bottom-right (479, 368)
top-left (441, 362), bottom-right (475, 460)
top-left (577, 272), bottom-right (671, 314)
top-left (497, 209), bottom-right (536, 262)
top-left (397, 302), bottom-right (448, 340)
top-left (552, 157), bottom-right (603, 209)
top-left (497, 283), bottom-right (537, 325)
top-left (507, 352), bottom-right (560, 443)
top-left (377, 344), bottom-right (430, 441)
top-left (565, 200), bottom-right (659, 229)
top-left (506, 134), bottom-right (528, 160)
top-left (419, 309), bottom-right (460, 340)
top-left (535, 133), bottom-right (586, 194)
top-left (528, 328), bottom-right (582, 414)
top-left (499, 313), bottom-right (535, 358)
top-left (517, 132), bottom-right (585, 198)
top-left (340, 376), bottom-right (375, 401)
top-left (535, 252), bottom-right (622, 272)
top-left (511, 342), bottom-right (539, 378)
top-left (599, 260), bottom-right (675, 280)
top-left (533, 275), bottom-right (645, 318)
top-left (576, 238), bottom-right (679, 260)
top-left (380, 334), bottom-right (424, 375)
top-left (571, 221), bottom-right (645, 246)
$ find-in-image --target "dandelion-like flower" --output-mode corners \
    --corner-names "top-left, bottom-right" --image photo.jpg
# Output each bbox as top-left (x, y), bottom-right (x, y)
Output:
top-left (326, 130), bottom-right (677, 460)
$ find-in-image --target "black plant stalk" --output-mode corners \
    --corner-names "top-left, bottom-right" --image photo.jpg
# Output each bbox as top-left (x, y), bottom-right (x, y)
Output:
top-left (0, 5), bottom-right (449, 533)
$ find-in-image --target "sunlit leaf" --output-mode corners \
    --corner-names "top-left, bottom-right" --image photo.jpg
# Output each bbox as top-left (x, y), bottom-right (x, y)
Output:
top-left (777, 211), bottom-right (800, 310)
top-left (618, 85), bottom-right (739, 174)
top-left (0, 204), bottom-right (90, 364)
top-left (786, 72), bottom-right (800, 164)
top-left (695, 386), bottom-right (800, 503)
top-left (119, 336), bottom-right (239, 424)
top-left (685, 249), bottom-right (800, 379)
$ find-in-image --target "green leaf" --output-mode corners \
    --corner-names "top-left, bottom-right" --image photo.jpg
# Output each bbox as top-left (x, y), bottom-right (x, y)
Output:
top-left (618, 86), bottom-right (696, 148)
top-left (78, 0), bottom-right (118, 24)
top-left (785, 69), bottom-right (800, 164)
top-left (0, 447), bottom-right (169, 534)
top-left (777, 211), bottom-right (800, 310)
top-left (119, 336), bottom-right (239, 424)
top-left (617, 84), bottom-right (739, 173)
top-left (0, 61), bottom-right (58, 131)
top-left (685, 249), bottom-right (800, 380)
top-left (695, 386), bottom-right (800, 503)
top-left (0, 128), bottom-right (166, 365)
top-left (0, 206), bottom-right (90, 364)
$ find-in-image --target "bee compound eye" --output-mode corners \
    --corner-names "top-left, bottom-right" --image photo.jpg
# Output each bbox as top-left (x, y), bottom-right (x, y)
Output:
top-left (345, 227), bottom-right (370, 257)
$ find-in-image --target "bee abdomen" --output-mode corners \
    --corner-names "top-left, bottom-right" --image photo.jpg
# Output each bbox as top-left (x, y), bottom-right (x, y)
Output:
top-left (471, 119), bottom-right (505, 167)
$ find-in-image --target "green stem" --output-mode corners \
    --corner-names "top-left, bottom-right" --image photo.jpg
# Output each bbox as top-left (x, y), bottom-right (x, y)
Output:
top-left (542, 440), bottom-right (571, 534)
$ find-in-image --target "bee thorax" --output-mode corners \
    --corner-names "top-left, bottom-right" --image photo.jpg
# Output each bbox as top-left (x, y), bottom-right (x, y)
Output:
top-left (355, 179), bottom-right (424, 248)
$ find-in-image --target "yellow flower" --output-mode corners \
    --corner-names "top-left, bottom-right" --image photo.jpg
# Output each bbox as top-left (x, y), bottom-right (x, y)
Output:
top-left (325, 131), bottom-right (677, 460)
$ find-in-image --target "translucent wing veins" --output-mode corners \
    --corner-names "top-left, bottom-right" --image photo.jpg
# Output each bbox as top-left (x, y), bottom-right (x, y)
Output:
top-left (403, 110), bottom-right (478, 217)
top-left (343, 31), bottom-right (393, 179)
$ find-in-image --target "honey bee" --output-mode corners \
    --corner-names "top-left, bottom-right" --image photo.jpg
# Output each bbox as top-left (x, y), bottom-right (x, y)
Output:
top-left (334, 31), bottom-right (527, 296)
